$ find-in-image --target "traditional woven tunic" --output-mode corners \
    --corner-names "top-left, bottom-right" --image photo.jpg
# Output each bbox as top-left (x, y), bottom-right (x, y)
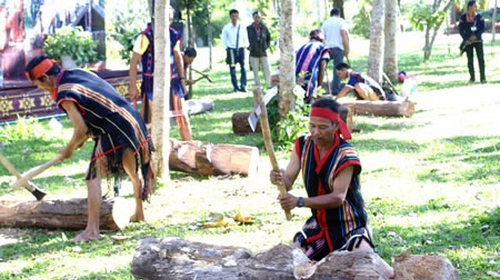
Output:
top-left (54, 68), bottom-right (153, 198)
top-left (295, 40), bottom-right (330, 101)
top-left (294, 134), bottom-right (367, 260)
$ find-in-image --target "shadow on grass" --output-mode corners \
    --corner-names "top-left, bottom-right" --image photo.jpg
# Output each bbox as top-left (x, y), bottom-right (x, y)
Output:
top-left (353, 118), bottom-right (421, 133)
top-left (371, 205), bottom-right (500, 279)
top-left (417, 136), bottom-right (500, 184)
top-left (352, 138), bottom-right (424, 153)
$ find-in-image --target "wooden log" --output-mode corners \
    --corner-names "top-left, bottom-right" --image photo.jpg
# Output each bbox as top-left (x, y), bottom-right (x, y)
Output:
top-left (337, 99), bottom-right (415, 117)
top-left (0, 197), bottom-right (128, 230)
top-left (186, 98), bottom-right (214, 116)
top-left (131, 237), bottom-right (459, 280)
top-left (232, 112), bottom-right (261, 134)
top-left (169, 138), bottom-right (259, 176)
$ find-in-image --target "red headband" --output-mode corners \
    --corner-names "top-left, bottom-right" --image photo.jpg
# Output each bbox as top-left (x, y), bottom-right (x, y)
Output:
top-left (25, 59), bottom-right (57, 80)
top-left (310, 107), bottom-right (352, 140)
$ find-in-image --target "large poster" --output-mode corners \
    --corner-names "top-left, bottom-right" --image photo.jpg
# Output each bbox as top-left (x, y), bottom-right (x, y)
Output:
top-left (1, 0), bottom-right (101, 88)
top-left (0, 0), bottom-right (110, 123)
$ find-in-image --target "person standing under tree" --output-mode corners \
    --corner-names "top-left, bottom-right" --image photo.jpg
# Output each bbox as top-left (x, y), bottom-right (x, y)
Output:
top-left (222, 9), bottom-right (249, 93)
top-left (25, 55), bottom-right (154, 242)
top-left (247, 11), bottom-right (272, 88)
top-left (459, 0), bottom-right (486, 84)
top-left (321, 7), bottom-right (349, 95)
top-left (129, 6), bottom-right (192, 140)
top-left (270, 98), bottom-right (374, 261)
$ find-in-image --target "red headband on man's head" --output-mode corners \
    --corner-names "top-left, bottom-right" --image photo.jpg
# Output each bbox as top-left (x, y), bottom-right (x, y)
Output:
top-left (25, 58), bottom-right (58, 81)
top-left (309, 106), bottom-right (352, 140)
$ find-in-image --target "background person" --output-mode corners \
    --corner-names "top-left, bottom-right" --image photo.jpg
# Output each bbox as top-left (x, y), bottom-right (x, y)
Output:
top-left (334, 62), bottom-right (386, 101)
top-left (458, 0), bottom-right (486, 84)
top-left (247, 11), bottom-right (272, 88)
top-left (295, 29), bottom-right (330, 103)
top-left (321, 7), bottom-right (349, 96)
top-left (270, 98), bottom-right (373, 261)
top-left (221, 9), bottom-right (249, 93)
top-left (25, 55), bottom-right (154, 242)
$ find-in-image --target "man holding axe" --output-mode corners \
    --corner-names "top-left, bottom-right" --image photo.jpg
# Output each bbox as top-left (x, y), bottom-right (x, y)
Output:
top-left (24, 55), bottom-right (154, 242)
top-left (269, 98), bottom-right (373, 261)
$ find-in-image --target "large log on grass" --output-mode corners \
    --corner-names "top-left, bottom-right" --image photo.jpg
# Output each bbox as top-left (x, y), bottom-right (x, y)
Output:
top-left (0, 197), bottom-right (129, 230)
top-left (132, 237), bottom-right (460, 279)
top-left (169, 138), bottom-right (259, 176)
top-left (337, 99), bottom-right (415, 117)
top-left (187, 98), bottom-right (214, 115)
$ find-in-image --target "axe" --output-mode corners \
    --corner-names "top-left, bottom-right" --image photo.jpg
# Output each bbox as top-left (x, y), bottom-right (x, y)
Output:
top-left (0, 153), bottom-right (47, 200)
top-left (191, 68), bottom-right (213, 83)
top-left (10, 154), bottom-right (63, 190)
top-left (252, 87), bottom-right (292, 220)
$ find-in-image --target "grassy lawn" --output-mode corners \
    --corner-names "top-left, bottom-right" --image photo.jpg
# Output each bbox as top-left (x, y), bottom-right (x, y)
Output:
top-left (0, 31), bottom-right (499, 279)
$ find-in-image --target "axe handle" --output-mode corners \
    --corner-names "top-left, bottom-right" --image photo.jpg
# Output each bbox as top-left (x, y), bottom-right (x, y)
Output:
top-left (0, 153), bottom-right (47, 200)
top-left (10, 154), bottom-right (63, 190)
top-left (253, 87), bottom-right (292, 221)
top-left (191, 68), bottom-right (213, 83)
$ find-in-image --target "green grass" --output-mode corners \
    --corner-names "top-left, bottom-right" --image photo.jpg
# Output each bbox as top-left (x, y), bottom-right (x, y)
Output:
top-left (1, 32), bottom-right (499, 279)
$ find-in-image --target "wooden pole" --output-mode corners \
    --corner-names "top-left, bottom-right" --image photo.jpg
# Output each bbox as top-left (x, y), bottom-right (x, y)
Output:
top-left (252, 87), bottom-right (292, 220)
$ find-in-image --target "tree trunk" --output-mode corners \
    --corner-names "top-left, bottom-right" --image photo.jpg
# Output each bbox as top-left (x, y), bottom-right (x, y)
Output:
top-left (492, 0), bottom-right (497, 42)
top-left (278, 0), bottom-right (296, 121)
top-left (333, 0), bottom-right (345, 18)
top-left (338, 100), bottom-right (415, 117)
top-left (168, 139), bottom-right (259, 176)
top-left (130, 237), bottom-right (457, 280)
top-left (384, 0), bottom-right (399, 81)
top-left (206, 0), bottom-right (213, 69)
top-left (0, 197), bottom-right (130, 230)
top-left (151, 0), bottom-right (171, 180)
top-left (368, 0), bottom-right (385, 83)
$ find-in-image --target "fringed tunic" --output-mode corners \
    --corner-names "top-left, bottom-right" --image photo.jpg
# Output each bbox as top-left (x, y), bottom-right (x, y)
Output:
top-left (293, 134), bottom-right (367, 260)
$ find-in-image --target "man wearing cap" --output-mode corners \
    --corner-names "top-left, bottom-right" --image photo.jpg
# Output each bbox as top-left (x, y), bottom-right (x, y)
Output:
top-left (270, 98), bottom-right (373, 261)
top-left (25, 55), bottom-right (154, 242)
top-left (296, 29), bottom-right (330, 103)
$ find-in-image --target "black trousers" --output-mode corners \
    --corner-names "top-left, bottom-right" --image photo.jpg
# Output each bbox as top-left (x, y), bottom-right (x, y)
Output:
top-left (465, 41), bottom-right (485, 81)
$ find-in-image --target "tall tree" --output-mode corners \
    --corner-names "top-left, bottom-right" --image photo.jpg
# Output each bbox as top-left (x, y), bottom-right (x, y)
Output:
top-left (384, 0), bottom-right (399, 80)
top-left (409, 0), bottom-right (454, 60)
top-left (151, 0), bottom-right (171, 180)
top-left (278, 0), bottom-right (296, 120)
top-left (368, 0), bottom-right (385, 83)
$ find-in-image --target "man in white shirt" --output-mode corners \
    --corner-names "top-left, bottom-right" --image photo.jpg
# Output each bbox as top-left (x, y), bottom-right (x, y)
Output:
top-left (321, 8), bottom-right (349, 96)
top-left (221, 9), bottom-right (250, 92)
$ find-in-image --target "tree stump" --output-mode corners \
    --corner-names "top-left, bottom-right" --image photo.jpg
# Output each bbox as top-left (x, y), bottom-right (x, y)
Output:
top-left (232, 112), bottom-right (261, 134)
top-left (169, 139), bottom-right (259, 176)
top-left (0, 197), bottom-right (129, 230)
top-left (131, 237), bottom-right (455, 280)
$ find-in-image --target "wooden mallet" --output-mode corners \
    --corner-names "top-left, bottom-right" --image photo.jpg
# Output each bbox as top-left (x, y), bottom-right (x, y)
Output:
top-left (10, 154), bottom-right (63, 190)
top-left (252, 87), bottom-right (292, 220)
top-left (0, 153), bottom-right (47, 200)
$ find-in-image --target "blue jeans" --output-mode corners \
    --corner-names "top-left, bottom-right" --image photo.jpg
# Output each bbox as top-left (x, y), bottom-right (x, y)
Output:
top-left (228, 48), bottom-right (247, 91)
top-left (329, 47), bottom-right (344, 95)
